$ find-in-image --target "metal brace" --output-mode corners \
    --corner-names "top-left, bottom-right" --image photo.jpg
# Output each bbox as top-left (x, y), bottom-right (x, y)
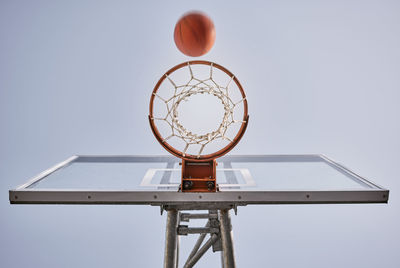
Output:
top-left (160, 205), bottom-right (165, 215)
top-left (178, 226), bottom-right (219, 236)
top-left (180, 212), bottom-right (218, 222)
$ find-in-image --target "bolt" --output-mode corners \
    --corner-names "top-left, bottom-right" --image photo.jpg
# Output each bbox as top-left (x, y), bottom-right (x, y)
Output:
top-left (207, 181), bottom-right (215, 191)
top-left (183, 180), bottom-right (193, 190)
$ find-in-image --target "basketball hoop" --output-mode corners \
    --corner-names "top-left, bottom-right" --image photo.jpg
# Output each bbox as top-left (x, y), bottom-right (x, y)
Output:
top-left (149, 60), bottom-right (249, 192)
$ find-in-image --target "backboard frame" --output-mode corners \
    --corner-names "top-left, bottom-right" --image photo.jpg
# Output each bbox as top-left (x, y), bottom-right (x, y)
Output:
top-left (9, 155), bottom-right (389, 207)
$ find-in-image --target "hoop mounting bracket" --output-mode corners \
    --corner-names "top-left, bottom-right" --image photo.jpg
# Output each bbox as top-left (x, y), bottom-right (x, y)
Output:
top-left (181, 159), bottom-right (217, 192)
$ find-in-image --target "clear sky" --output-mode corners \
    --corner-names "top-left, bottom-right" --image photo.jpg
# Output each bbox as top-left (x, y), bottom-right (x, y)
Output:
top-left (1, 0), bottom-right (399, 267)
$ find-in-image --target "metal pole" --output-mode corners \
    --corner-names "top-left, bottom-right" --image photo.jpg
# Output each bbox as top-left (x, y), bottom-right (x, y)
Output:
top-left (164, 209), bottom-right (179, 268)
top-left (184, 234), bottom-right (219, 268)
top-left (220, 209), bottom-right (236, 268)
top-left (176, 236), bottom-right (180, 268)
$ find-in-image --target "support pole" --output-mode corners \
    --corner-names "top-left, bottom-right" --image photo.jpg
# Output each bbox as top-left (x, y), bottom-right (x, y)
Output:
top-left (164, 210), bottom-right (179, 268)
top-left (220, 209), bottom-right (236, 268)
top-left (176, 236), bottom-right (180, 268)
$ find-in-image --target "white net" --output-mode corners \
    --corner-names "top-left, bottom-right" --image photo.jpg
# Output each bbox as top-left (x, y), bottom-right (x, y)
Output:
top-left (150, 62), bottom-right (247, 158)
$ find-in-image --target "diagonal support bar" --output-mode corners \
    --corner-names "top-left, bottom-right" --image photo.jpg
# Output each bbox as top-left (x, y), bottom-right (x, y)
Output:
top-left (183, 221), bottom-right (210, 267)
top-left (183, 234), bottom-right (220, 268)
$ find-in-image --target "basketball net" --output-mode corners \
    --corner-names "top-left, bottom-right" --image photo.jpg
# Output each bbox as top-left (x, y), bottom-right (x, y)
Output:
top-left (151, 62), bottom-right (246, 158)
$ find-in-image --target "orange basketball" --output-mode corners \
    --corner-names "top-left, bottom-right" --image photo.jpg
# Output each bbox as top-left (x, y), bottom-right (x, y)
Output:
top-left (174, 12), bottom-right (216, 57)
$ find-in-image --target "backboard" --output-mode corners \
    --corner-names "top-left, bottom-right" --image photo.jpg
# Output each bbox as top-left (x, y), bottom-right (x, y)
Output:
top-left (9, 154), bottom-right (389, 207)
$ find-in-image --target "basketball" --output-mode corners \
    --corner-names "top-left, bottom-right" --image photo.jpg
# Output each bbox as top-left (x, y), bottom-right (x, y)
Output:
top-left (174, 12), bottom-right (216, 57)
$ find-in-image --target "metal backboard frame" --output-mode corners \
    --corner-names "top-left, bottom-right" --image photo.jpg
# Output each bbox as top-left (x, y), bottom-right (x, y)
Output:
top-left (9, 155), bottom-right (389, 207)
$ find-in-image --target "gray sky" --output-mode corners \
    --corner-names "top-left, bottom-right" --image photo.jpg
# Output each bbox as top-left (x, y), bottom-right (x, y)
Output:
top-left (1, 0), bottom-right (399, 267)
